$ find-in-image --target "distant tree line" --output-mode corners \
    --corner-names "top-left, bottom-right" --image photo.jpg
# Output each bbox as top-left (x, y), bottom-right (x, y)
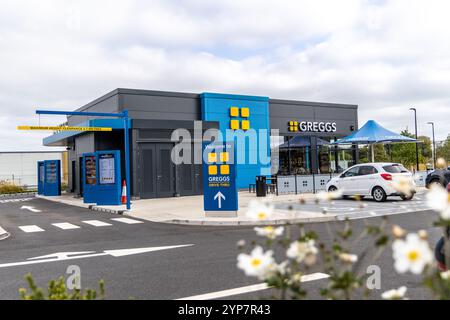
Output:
top-left (358, 129), bottom-right (449, 170)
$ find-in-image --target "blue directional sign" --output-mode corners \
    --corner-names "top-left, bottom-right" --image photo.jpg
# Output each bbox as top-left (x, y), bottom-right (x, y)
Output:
top-left (202, 141), bottom-right (238, 215)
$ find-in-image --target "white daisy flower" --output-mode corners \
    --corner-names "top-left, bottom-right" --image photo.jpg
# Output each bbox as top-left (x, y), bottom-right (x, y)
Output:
top-left (254, 226), bottom-right (284, 239)
top-left (425, 184), bottom-right (450, 220)
top-left (316, 190), bottom-right (343, 202)
top-left (339, 253), bottom-right (358, 264)
top-left (440, 270), bottom-right (450, 280)
top-left (392, 233), bottom-right (433, 274)
top-left (436, 158), bottom-right (447, 169)
top-left (237, 246), bottom-right (275, 279)
top-left (264, 260), bottom-right (289, 279)
top-left (381, 286), bottom-right (407, 300)
top-left (391, 176), bottom-right (416, 197)
top-left (246, 200), bottom-right (274, 220)
top-left (286, 240), bottom-right (318, 263)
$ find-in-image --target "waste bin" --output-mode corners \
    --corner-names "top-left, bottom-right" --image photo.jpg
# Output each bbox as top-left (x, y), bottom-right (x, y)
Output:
top-left (256, 176), bottom-right (267, 197)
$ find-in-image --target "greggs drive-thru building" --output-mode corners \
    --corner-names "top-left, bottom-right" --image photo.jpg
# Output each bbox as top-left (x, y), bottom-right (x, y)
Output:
top-left (43, 88), bottom-right (358, 199)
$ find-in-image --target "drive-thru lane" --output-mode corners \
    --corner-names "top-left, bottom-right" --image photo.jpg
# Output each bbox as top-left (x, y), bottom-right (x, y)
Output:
top-left (0, 195), bottom-right (442, 300)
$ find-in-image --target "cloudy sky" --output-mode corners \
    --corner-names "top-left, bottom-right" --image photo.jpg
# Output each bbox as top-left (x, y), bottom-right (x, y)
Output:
top-left (1, 0), bottom-right (449, 151)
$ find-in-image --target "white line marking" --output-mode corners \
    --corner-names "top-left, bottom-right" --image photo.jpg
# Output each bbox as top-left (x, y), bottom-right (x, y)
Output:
top-left (176, 272), bottom-right (329, 300)
top-left (0, 244), bottom-right (193, 269)
top-left (111, 217), bottom-right (144, 224)
top-left (82, 220), bottom-right (112, 227)
top-left (52, 222), bottom-right (80, 230)
top-left (21, 205), bottom-right (41, 213)
top-left (0, 198), bottom-right (33, 204)
top-left (19, 225), bottom-right (45, 233)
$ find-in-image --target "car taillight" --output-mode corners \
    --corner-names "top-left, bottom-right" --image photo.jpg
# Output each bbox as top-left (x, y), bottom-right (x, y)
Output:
top-left (447, 183), bottom-right (450, 192)
top-left (380, 173), bottom-right (392, 181)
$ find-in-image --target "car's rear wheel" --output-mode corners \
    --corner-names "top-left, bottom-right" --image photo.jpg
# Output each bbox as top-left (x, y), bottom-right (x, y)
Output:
top-left (428, 179), bottom-right (443, 188)
top-left (400, 194), bottom-right (414, 201)
top-left (372, 187), bottom-right (387, 202)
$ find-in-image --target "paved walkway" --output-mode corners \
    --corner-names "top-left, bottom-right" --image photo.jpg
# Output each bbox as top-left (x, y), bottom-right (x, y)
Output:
top-left (36, 187), bottom-right (430, 226)
top-left (37, 192), bottom-right (335, 226)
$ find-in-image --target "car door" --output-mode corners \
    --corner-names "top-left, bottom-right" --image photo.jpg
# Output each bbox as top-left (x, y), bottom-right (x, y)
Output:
top-left (356, 165), bottom-right (379, 195)
top-left (338, 166), bottom-right (360, 194)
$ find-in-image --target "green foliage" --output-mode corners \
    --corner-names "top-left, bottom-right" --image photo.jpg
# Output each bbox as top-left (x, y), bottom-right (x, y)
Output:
top-left (437, 136), bottom-right (450, 162)
top-left (19, 273), bottom-right (105, 300)
top-left (0, 181), bottom-right (26, 194)
top-left (389, 129), bottom-right (425, 168)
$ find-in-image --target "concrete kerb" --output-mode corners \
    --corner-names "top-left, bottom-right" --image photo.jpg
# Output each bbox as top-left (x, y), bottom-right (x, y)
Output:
top-left (164, 214), bottom-right (338, 226)
top-left (88, 205), bottom-right (126, 215)
top-left (0, 226), bottom-right (10, 241)
top-left (0, 192), bottom-right (37, 198)
top-left (35, 193), bottom-right (343, 226)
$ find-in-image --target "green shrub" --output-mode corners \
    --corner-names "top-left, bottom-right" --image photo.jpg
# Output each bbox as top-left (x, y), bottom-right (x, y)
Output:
top-left (0, 181), bottom-right (25, 194)
top-left (19, 273), bottom-right (105, 300)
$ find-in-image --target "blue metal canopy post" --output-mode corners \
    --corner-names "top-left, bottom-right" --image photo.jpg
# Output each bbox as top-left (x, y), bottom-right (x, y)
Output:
top-left (36, 109), bottom-right (132, 210)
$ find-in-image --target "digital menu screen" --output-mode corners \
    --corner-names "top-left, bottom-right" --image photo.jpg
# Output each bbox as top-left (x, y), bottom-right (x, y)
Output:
top-left (46, 161), bottom-right (57, 184)
top-left (99, 153), bottom-right (115, 185)
top-left (85, 156), bottom-right (97, 185)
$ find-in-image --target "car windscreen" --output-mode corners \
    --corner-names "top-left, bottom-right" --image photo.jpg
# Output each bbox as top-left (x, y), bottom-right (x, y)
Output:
top-left (382, 164), bottom-right (409, 173)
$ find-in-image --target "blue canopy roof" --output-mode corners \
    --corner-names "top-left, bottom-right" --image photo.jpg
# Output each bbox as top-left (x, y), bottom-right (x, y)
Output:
top-left (332, 120), bottom-right (417, 144)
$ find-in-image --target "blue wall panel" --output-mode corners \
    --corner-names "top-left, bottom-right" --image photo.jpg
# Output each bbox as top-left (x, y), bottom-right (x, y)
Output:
top-left (200, 93), bottom-right (271, 189)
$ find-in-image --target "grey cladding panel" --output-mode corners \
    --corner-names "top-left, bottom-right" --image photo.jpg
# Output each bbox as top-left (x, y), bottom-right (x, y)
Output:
top-left (269, 103), bottom-right (315, 118)
top-left (121, 94), bottom-right (201, 120)
top-left (68, 95), bottom-right (119, 125)
top-left (314, 107), bottom-right (357, 121)
top-left (127, 111), bottom-right (199, 121)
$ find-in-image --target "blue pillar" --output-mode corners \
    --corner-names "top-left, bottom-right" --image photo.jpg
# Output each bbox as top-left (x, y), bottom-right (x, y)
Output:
top-left (123, 110), bottom-right (131, 210)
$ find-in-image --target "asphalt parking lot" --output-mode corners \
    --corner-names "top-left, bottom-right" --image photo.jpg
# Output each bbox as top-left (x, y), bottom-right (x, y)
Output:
top-left (274, 190), bottom-right (430, 220)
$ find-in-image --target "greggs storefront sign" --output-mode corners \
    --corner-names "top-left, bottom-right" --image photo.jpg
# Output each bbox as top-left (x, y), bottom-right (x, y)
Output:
top-left (288, 120), bottom-right (337, 133)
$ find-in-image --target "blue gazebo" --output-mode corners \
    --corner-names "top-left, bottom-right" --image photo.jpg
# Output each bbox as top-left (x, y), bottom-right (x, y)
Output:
top-left (332, 120), bottom-right (418, 162)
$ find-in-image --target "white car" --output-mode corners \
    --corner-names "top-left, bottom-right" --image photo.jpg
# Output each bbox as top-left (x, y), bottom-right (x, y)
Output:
top-left (326, 163), bottom-right (416, 202)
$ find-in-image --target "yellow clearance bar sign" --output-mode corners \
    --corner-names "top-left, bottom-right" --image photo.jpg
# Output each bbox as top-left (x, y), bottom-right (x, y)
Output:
top-left (17, 126), bottom-right (113, 132)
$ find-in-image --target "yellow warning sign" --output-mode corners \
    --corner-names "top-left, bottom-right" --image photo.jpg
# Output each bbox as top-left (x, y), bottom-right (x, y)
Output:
top-left (17, 126), bottom-right (113, 132)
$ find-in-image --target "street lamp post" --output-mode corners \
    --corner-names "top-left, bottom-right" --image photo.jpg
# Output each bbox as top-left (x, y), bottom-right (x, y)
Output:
top-left (410, 108), bottom-right (419, 172)
top-left (427, 121), bottom-right (436, 169)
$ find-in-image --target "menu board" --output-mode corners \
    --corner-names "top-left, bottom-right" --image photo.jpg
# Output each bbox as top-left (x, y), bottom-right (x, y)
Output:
top-left (46, 161), bottom-right (57, 184)
top-left (39, 164), bottom-right (44, 183)
top-left (85, 156), bottom-right (97, 185)
top-left (99, 154), bottom-right (115, 185)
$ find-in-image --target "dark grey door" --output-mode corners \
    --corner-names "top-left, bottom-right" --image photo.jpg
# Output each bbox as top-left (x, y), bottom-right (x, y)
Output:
top-left (155, 144), bottom-right (175, 198)
top-left (194, 164), bottom-right (203, 194)
top-left (140, 143), bottom-right (175, 198)
top-left (178, 145), bottom-right (203, 196)
top-left (140, 144), bottom-right (157, 199)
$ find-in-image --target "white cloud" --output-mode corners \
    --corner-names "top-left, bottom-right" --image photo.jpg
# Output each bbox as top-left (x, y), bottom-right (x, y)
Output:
top-left (0, 0), bottom-right (449, 151)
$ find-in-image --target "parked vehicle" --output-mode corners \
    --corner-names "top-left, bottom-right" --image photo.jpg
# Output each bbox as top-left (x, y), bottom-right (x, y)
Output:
top-left (426, 166), bottom-right (450, 188)
top-left (434, 183), bottom-right (450, 271)
top-left (326, 163), bottom-right (416, 202)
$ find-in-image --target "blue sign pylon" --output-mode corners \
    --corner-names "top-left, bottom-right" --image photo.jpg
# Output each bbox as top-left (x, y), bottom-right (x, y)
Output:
top-left (202, 141), bottom-right (238, 217)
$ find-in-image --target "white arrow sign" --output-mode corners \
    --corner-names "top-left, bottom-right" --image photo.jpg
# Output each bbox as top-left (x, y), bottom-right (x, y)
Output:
top-left (0, 244), bottom-right (193, 269)
top-left (214, 191), bottom-right (226, 209)
top-left (21, 206), bottom-right (41, 213)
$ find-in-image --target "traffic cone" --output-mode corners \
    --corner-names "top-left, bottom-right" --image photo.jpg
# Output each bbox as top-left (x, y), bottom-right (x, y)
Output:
top-left (121, 180), bottom-right (127, 204)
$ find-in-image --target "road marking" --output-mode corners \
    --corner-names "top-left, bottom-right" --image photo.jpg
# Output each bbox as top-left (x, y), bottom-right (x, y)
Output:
top-left (19, 225), bottom-right (45, 233)
top-left (20, 205), bottom-right (42, 213)
top-left (0, 198), bottom-right (33, 204)
top-left (82, 220), bottom-right (112, 227)
top-left (111, 217), bottom-right (144, 224)
top-left (176, 272), bottom-right (329, 300)
top-left (52, 222), bottom-right (80, 230)
top-left (0, 244), bottom-right (194, 269)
